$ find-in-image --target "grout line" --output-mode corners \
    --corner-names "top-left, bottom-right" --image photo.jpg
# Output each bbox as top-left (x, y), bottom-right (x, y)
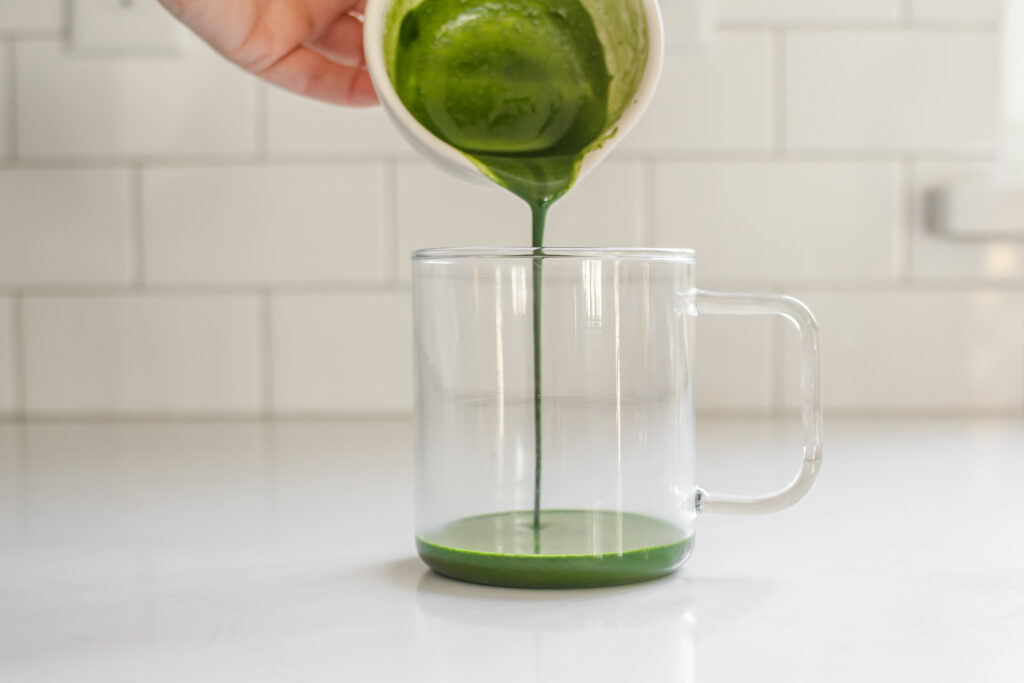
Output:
top-left (254, 82), bottom-right (269, 159)
top-left (2, 24), bottom-right (982, 37)
top-left (0, 150), bottom-right (1002, 167)
top-left (698, 407), bottom-right (1024, 419)
top-left (5, 279), bottom-right (1024, 296)
top-left (716, 21), bottom-right (900, 31)
top-left (0, 411), bottom-right (415, 424)
top-left (6, 38), bottom-right (17, 160)
top-left (717, 22), bottom-right (996, 33)
top-left (11, 293), bottom-right (26, 419)
top-left (772, 29), bottom-right (786, 156)
top-left (637, 161), bottom-right (655, 245)
top-left (59, 0), bottom-right (71, 39)
top-left (128, 163), bottom-right (145, 288)
top-left (729, 280), bottom-right (1024, 292)
top-left (259, 292), bottom-right (274, 417)
top-left (15, 416), bottom-right (28, 534)
top-left (0, 30), bottom-right (63, 41)
top-left (899, 0), bottom-right (913, 27)
top-left (0, 153), bottom-right (424, 169)
top-left (4, 407), bottom-right (1020, 424)
top-left (898, 157), bottom-right (915, 284)
top-left (382, 161), bottom-right (399, 281)
top-left (910, 20), bottom-right (1001, 31)
top-left (770, 284), bottom-right (788, 419)
top-left (588, 151), bottom-right (991, 163)
top-left (0, 282), bottom-right (415, 296)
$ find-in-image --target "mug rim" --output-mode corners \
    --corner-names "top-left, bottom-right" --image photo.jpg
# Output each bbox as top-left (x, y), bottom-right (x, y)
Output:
top-left (412, 247), bottom-right (696, 262)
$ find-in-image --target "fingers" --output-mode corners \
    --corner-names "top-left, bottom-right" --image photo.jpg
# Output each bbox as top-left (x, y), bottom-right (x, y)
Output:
top-left (308, 12), bottom-right (365, 67)
top-left (217, 0), bottom-right (368, 73)
top-left (257, 45), bottom-right (379, 107)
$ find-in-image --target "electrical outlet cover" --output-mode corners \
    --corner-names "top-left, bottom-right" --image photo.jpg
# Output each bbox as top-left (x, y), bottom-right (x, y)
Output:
top-left (70, 0), bottom-right (184, 55)
top-left (930, 183), bottom-right (1024, 238)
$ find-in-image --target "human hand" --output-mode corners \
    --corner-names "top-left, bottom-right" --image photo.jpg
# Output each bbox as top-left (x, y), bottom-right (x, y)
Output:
top-left (159, 0), bottom-right (378, 106)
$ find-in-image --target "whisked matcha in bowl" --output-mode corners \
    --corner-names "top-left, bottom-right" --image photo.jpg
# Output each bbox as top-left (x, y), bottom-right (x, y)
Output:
top-left (365, 0), bottom-right (662, 243)
top-left (390, 0), bottom-right (614, 238)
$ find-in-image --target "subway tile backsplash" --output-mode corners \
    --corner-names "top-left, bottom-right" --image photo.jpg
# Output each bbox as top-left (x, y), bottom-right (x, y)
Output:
top-left (1, 168), bottom-right (131, 285)
top-left (782, 290), bottom-right (1024, 413)
top-left (620, 33), bottom-right (772, 153)
top-left (142, 164), bottom-right (388, 284)
top-left (717, 0), bottom-right (901, 24)
top-left (695, 314), bottom-right (776, 413)
top-left (0, 45), bottom-right (9, 159)
top-left (23, 296), bottom-right (262, 414)
top-left (270, 293), bottom-right (413, 414)
top-left (0, 1), bottom-right (62, 33)
top-left (785, 32), bottom-right (999, 152)
top-left (15, 37), bottom-right (257, 157)
top-left (0, 297), bottom-right (13, 414)
top-left (909, 0), bottom-right (1001, 25)
top-left (0, 1), bottom-right (1020, 418)
top-left (267, 87), bottom-right (415, 156)
top-left (653, 161), bottom-right (901, 281)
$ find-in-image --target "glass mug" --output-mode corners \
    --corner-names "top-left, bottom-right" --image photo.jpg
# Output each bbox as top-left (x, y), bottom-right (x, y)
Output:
top-left (412, 248), bottom-right (822, 588)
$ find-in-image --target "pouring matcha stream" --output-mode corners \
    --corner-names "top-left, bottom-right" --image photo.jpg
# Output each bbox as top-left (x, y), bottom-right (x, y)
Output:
top-left (368, 0), bottom-right (657, 532)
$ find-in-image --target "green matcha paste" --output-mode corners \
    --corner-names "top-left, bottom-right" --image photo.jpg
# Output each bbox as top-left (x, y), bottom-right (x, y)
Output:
top-left (392, 0), bottom-right (612, 243)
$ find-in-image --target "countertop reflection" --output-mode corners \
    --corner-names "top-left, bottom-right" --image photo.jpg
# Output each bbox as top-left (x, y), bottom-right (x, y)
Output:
top-left (1, 419), bottom-right (1022, 682)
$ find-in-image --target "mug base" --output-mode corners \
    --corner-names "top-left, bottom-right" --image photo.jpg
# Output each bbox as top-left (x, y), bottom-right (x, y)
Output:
top-left (416, 509), bottom-right (694, 589)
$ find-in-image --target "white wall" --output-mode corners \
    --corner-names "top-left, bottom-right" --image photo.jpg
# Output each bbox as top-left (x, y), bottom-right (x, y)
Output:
top-left (1, 0), bottom-right (1021, 418)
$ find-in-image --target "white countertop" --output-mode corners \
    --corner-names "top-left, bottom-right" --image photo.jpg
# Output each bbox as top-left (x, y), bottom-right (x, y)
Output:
top-left (1, 418), bottom-right (1022, 682)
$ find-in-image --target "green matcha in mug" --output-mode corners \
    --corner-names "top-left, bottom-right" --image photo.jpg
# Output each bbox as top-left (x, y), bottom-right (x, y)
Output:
top-left (411, 247), bottom-right (822, 588)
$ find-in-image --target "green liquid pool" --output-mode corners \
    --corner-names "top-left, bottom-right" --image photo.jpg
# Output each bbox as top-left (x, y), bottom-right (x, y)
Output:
top-left (417, 510), bottom-right (693, 588)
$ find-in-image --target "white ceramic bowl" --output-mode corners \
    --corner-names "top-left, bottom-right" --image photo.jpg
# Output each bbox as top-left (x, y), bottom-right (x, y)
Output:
top-left (363, 0), bottom-right (665, 186)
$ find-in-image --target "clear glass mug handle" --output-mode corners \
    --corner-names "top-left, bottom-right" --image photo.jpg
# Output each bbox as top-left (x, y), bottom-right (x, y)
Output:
top-left (694, 290), bottom-right (823, 515)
